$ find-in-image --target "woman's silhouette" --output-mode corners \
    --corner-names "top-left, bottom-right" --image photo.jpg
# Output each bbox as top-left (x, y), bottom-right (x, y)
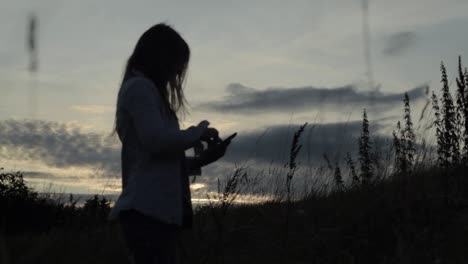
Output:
top-left (109, 23), bottom-right (231, 264)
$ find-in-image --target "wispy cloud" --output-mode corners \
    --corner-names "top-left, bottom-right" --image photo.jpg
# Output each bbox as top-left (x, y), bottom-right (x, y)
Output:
top-left (70, 105), bottom-right (114, 114)
top-left (23, 171), bottom-right (81, 182)
top-left (197, 83), bottom-right (428, 114)
top-left (0, 119), bottom-right (120, 177)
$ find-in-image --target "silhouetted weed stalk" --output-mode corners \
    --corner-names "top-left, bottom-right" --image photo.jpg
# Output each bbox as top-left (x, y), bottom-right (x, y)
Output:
top-left (345, 152), bottom-right (360, 187)
top-left (358, 109), bottom-right (374, 186)
top-left (280, 123), bottom-right (307, 263)
top-left (285, 122), bottom-right (308, 203)
top-left (393, 93), bottom-right (416, 177)
top-left (206, 167), bottom-right (248, 263)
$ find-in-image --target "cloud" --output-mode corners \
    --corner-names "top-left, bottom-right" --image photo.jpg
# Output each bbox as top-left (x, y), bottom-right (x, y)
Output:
top-left (222, 121), bottom-right (389, 165)
top-left (0, 119), bottom-right (120, 177)
top-left (70, 105), bottom-right (114, 114)
top-left (197, 83), bottom-right (428, 114)
top-left (0, 118), bottom-right (393, 188)
top-left (23, 171), bottom-right (81, 182)
top-left (383, 31), bottom-right (417, 56)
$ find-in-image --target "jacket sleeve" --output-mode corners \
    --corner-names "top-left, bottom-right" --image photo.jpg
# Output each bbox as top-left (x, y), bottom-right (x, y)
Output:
top-left (122, 77), bottom-right (204, 155)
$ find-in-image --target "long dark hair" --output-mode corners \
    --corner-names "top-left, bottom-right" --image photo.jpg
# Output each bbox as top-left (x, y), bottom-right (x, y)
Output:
top-left (113, 23), bottom-right (190, 136)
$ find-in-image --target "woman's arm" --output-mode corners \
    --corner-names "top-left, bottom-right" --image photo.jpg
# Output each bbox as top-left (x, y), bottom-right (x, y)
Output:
top-left (123, 77), bottom-right (207, 155)
top-left (185, 140), bottom-right (231, 174)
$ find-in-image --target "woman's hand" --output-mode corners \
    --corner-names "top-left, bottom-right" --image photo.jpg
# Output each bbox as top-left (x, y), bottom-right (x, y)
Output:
top-left (193, 121), bottom-right (221, 145)
top-left (201, 127), bottom-right (221, 145)
top-left (197, 140), bottom-right (231, 167)
top-left (196, 120), bottom-right (210, 131)
top-left (194, 120), bottom-right (211, 141)
top-left (192, 121), bottom-right (232, 166)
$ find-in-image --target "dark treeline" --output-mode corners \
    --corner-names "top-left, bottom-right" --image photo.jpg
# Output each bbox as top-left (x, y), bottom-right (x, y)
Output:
top-left (0, 169), bottom-right (111, 234)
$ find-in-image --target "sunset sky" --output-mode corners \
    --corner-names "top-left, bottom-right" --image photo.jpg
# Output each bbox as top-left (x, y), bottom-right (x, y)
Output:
top-left (1, 0), bottom-right (468, 196)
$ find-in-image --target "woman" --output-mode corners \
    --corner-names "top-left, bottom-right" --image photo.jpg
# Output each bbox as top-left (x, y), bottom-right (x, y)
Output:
top-left (109, 23), bottom-right (231, 264)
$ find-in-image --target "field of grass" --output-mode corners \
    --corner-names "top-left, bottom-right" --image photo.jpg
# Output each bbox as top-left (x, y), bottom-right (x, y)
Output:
top-left (1, 164), bottom-right (468, 264)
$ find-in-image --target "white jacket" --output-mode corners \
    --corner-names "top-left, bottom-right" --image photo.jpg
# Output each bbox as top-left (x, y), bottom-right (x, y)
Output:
top-left (109, 71), bottom-right (203, 226)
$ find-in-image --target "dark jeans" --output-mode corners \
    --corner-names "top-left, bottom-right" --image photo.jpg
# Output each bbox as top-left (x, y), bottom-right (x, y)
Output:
top-left (119, 210), bottom-right (180, 264)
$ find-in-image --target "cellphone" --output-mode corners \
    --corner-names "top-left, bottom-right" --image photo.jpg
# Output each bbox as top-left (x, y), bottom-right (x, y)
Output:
top-left (222, 133), bottom-right (237, 144)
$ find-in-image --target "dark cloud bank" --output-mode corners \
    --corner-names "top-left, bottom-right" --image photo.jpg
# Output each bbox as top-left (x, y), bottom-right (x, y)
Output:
top-left (197, 83), bottom-right (428, 114)
top-left (222, 121), bottom-right (389, 166)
